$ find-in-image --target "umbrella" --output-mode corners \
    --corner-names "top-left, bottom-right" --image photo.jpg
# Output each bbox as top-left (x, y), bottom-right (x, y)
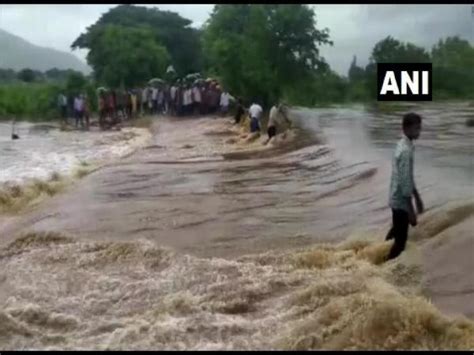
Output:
top-left (185, 73), bottom-right (201, 80)
top-left (149, 78), bottom-right (164, 85)
top-left (149, 79), bottom-right (165, 88)
top-left (96, 87), bottom-right (107, 92)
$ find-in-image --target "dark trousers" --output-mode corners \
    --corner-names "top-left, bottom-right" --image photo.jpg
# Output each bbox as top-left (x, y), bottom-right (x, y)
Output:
top-left (385, 208), bottom-right (409, 260)
top-left (194, 102), bottom-right (201, 116)
top-left (185, 104), bottom-right (192, 116)
top-left (267, 126), bottom-right (276, 139)
top-left (74, 110), bottom-right (84, 127)
top-left (84, 111), bottom-right (90, 129)
top-left (250, 117), bottom-right (260, 133)
top-left (61, 106), bottom-right (68, 123)
top-left (220, 105), bottom-right (229, 116)
top-left (99, 109), bottom-right (106, 129)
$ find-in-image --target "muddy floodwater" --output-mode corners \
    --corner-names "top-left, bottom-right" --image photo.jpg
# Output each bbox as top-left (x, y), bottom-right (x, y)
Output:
top-left (0, 102), bottom-right (473, 350)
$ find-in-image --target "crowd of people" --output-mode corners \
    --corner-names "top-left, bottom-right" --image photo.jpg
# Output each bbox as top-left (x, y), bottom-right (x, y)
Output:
top-left (56, 76), bottom-right (293, 145)
top-left (137, 79), bottom-right (235, 119)
top-left (57, 92), bottom-right (92, 129)
top-left (57, 78), bottom-right (238, 131)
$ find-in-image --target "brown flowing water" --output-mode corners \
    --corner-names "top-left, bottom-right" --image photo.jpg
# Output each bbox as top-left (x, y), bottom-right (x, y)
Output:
top-left (0, 102), bottom-right (473, 350)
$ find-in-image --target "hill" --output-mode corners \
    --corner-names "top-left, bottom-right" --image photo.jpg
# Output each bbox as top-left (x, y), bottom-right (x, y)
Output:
top-left (0, 28), bottom-right (91, 74)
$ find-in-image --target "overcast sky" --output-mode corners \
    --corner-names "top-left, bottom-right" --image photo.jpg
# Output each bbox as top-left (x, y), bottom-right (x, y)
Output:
top-left (0, 4), bottom-right (472, 75)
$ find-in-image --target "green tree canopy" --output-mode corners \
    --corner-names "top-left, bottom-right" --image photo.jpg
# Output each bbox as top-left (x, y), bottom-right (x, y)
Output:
top-left (65, 71), bottom-right (87, 96)
top-left (348, 55), bottom-right (365, 82)
top-left (45, 68), bottom-right (81, 82)
top-left (370, 36), bottom-right (431, 64)
top-left (431, 36), bottom-right (474, 99)
top-left (432, 36), bottom-right (474, 68)
top-left (17, 69), bottom-right (36, 83)
top-left (0, 69), bottom-right (17, 83)
top-left (81, 25), bottom-right (170, 88)
top-left (363, 37), bottom-right (431, 99)
top-left (203, 4), bottom-right (332, 107)
top-left (72, 5), bottom-right (201, 77)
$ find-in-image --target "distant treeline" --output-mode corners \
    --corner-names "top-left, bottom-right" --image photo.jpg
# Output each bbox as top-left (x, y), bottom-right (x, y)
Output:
top-left (0, 68), bottom-right (87, 84)
top-left (1, 4), bottom-right (473, 120)
top-left (69, 5), bottom-right (471, 106)
top-left (0, 71), bottom-right (96, 120)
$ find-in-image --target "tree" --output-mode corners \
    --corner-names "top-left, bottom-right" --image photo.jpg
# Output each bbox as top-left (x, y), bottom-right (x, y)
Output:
top-left (346, 56), bottom-right (370, 101)
top-left (431, 36), bottom-right (474, 99)
top-left (32, 70), bottom-right (45, 82)
top-left (45, 68), bottom-right (79, 82)
top-left (348, 56), bottom-right (365, 82)
top-left (74, 24), bottom-right (170, 88)
top-left (363, 37), bottom-right (431, 100)
top-left (65, 71), bottom-right (87, 96)
top-left (431, 36), bottom-right (474, 68)
top-left (370, 36), bottom-right (431, 64)
top-left (72, 5), bottom-right (201, 76)
top-left (203, 4), bottom-right (332, 107)
top-left (0, 69), bottom-right (17, 83)
top-left (17, 68), bottom-right (36, 83)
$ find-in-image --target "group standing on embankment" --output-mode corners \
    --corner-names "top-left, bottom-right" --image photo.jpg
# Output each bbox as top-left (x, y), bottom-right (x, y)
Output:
top-left (54, 74), bottom-right (294, 144)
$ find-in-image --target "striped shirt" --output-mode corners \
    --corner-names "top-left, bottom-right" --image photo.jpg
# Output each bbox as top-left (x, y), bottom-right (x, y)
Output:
top-left (389, 135), bottom-right (416, 212)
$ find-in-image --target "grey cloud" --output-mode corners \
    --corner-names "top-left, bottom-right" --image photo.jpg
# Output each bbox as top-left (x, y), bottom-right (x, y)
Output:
top-left (316, 4), bottom-right (473, 75)
top-left (1, 4), bottom-right (472, 76)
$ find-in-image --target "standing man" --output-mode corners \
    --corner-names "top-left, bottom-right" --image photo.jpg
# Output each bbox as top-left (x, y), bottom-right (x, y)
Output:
top-left (176, 84), bottom-right (184, 117)
top-left (201, 83), bottom-right (210, 115)
top-left (170, 83), bottom-right (177, 116)
top-left (212, 85), bottom-right (222, 115)
top-left (141, 87), bottom-right (148, 116)
top-left (234, 98), bottom-right (245, 125)
top-left (184, 85), bottom-right (193, 116)
top-left (131, 90), bottom-right (137, 119)
top-left (83, 94), bottom-right (90, 130)
top-left (385, 112), bottom-right (424, 260)
top-left (151, 86), bottom-right (158, 115)
top-left (74, 94), bottom-right (84, 128)
top-left (157, 87), bottom-right (164, 115)
top-left (163, 84), bottom-right (170, 115)
top-left (248, 100), bottom-right (263, 134)
top-left (192, 84), bottom-right (202, 116)
top-left (57, 92), bottom-right (68, 124)
top-left (98, 92), bottom-right (106, 130)
top-left (115, 90), bottom-right (126, 121)
top-left (108, 90), bottom-right (117, 125)
top-left (126, 90), bottom-right (133, 119)
top-left (219, 89), bottom-right (233, 116)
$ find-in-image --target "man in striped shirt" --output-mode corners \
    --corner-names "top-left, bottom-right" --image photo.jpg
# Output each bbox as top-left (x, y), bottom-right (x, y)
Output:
top-left (385, 112), bottom-right (424, 260)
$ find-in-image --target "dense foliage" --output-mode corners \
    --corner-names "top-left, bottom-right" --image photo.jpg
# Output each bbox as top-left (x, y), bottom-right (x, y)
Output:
top-left (202, 5), bottom-right (332, 107)
top-left (0, 71), bottom-right (95, 120)
top-left (71, 5), bottom-right (201, 85)
top-left (1, 5), bottom-right (473, 120)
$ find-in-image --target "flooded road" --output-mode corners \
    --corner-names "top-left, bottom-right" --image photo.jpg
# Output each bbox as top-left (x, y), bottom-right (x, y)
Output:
top-left (0, 102), bottom-right (473, 349)
top-left (3, 103), bottom-right (471, 256)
